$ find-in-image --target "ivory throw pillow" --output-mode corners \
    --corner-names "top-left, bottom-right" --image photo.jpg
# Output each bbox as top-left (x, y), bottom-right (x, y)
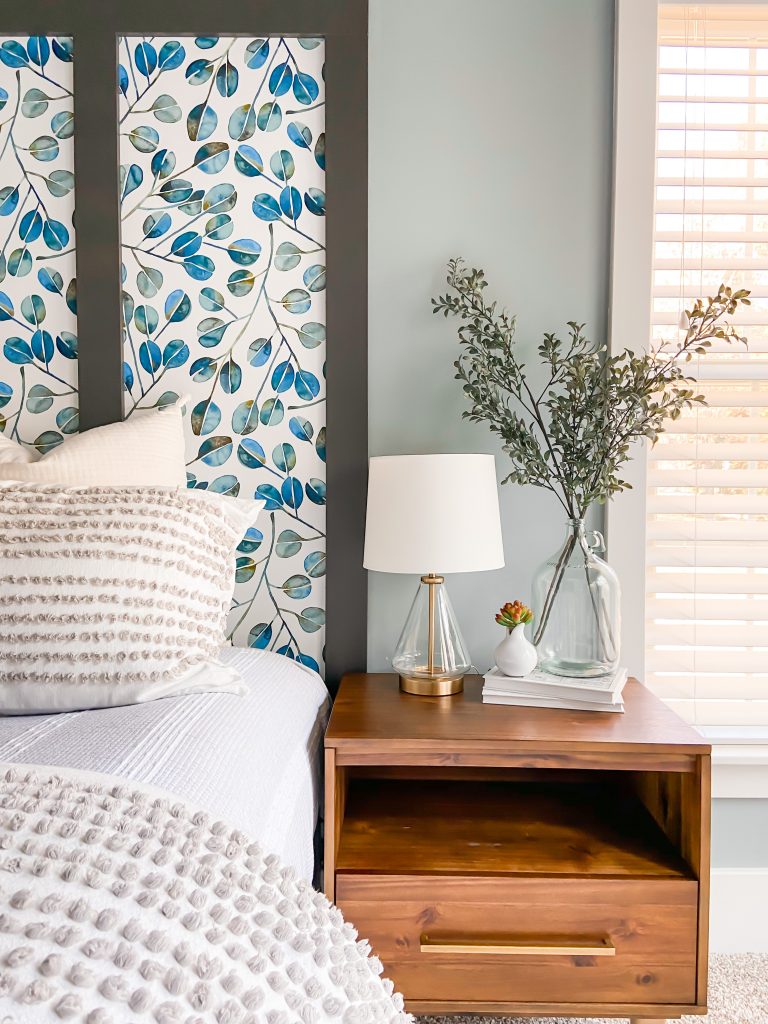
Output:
top-left (0, 403), bottom-right (187, 486)
top-left (0, 484), bottom-right (262, 713)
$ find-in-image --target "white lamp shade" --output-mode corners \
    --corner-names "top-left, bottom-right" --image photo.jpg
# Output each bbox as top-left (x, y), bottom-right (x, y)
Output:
top-left (364, 454), bottom-right (505, 574)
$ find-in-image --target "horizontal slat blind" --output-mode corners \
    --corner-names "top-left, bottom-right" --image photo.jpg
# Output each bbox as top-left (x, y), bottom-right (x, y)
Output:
top-left (647, 5), bottom-right (768, 726)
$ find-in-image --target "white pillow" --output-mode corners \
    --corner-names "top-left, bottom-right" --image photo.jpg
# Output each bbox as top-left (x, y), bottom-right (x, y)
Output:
top-left (0, 403), bottom-right (186, 486)
top-left (0, 484), bottom-right (262, 713)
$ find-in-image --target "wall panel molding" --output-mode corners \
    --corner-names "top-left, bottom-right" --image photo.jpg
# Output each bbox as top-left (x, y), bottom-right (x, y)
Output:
top-left (0, 0), bottom-right (368, 685)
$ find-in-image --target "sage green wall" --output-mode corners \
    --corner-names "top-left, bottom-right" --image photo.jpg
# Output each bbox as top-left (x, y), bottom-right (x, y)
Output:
top-left (712, 800), bottom-right (768, 868)
top-left (366, 0), bottom-right (767, 887)
top-left (368, 0), bottom-right (615, 672)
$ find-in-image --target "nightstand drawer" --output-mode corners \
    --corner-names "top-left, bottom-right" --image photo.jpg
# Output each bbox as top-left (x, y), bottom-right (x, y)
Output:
top-left (336, 875), bottom-right (698, 1006)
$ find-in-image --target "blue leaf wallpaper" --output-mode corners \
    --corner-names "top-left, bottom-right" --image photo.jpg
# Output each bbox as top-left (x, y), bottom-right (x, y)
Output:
top-left (118, 36), bottom-right (327, 671)
top-left (0, 36), bottom-right (77, 452)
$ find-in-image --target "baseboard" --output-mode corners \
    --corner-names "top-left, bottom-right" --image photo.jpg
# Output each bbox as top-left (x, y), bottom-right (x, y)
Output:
top-left (711, 868), bottom-right (768, 952)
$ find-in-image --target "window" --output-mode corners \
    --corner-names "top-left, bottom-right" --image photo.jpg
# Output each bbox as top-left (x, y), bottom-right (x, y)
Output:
top-left (645, 4), bottom-right (768, 726)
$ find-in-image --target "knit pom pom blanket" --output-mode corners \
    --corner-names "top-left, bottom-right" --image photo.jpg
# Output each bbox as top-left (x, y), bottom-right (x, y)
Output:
top-left (0, 765), bottom-right (411, 1024)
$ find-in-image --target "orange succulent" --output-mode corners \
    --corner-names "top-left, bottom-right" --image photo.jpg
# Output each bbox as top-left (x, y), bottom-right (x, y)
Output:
top-left (495, 600), bottom-right (534, 630)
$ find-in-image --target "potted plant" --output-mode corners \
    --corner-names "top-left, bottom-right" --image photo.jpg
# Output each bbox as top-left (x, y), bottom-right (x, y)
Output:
top-left (494, 600), bottom-right (537, 677)
top-left (433, 260), bottom-right (749, 677)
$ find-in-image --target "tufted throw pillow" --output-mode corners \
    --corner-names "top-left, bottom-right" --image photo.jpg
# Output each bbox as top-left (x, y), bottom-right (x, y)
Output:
top-left (0, 402), bottom-right (187, 486)
top-left (0, 484), bottom-right (262, 713)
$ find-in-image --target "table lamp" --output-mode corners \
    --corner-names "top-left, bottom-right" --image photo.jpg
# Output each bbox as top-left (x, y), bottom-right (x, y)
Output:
top-left (364, 454), bottom-right (504, 696)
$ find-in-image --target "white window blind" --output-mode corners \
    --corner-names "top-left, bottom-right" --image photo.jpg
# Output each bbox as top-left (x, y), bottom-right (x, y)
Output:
top-left (647, 4), bottom-right (768, 726)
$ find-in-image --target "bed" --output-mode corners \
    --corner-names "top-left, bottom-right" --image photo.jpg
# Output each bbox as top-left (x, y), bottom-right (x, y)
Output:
top-left (0, 487), bottom-right (412, 1020)
top-left (0, 646), bottom-right (409, 1022)
top-left (0, 648), bottom-right (329, 882)
top-left (0, 404), bottom-right (400, 1019)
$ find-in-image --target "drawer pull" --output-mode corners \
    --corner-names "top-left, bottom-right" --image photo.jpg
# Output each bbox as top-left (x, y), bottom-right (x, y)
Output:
top-left (420, 933), bottom-right (616, 957)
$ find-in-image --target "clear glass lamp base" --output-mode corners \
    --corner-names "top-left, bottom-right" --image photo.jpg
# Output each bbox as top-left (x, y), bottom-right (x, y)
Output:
top-left (392, 575), bottom-right (471, 696)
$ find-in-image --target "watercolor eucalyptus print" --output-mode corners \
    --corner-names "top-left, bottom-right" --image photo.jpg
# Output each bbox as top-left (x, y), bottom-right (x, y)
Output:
top-left (0, 37), bottom-right (78, 452)
top-left (118, 36), bottom-right (327, 672)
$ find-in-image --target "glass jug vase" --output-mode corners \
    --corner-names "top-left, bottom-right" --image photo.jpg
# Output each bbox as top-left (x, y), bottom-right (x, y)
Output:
top-left (531, 518), bottom-right (621, 678)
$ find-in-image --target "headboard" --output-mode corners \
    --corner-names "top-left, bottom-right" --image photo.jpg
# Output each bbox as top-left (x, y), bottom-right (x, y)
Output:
top-left (0, 0), bottom-right (368, 690)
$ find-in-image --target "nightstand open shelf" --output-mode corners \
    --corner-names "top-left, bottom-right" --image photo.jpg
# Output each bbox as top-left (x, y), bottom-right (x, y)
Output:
top-left (337, 777), bottom-right (694, 879)
top-left (325, 674), bottom-right (711, 1021)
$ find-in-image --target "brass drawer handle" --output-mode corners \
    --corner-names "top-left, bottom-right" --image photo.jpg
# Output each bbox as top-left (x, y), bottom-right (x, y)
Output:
top-left (420, 933), bottom-right (616, 957)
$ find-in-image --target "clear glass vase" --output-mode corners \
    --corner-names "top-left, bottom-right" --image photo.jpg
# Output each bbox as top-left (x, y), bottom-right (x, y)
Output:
top-left (531, 518), bottom-right (621, 678)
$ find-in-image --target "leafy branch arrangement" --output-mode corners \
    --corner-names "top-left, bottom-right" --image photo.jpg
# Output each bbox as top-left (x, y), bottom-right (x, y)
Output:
top-left (432, 258), bottom-right (750, 522)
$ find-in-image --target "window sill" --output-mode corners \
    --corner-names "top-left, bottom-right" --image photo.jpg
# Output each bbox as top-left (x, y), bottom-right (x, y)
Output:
top-left (699, 727), bottom-right (768, 798)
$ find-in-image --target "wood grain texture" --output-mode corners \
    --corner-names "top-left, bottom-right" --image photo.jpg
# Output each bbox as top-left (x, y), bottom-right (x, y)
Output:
top-left (323, 749), bottom-right (346, 903)
top-left (405, 1002), bottom-right (692, 1017)
top-left (326, 675), bottom-right (709, 757)
top-left (324, 673), bottom-right (711, 1016)
top-left (337, 779), bottom-right (694, 878)
top-left (631, 760), bottom-right (711, 1005)
top-left (381, 960), bottom-right (695, 1006)
top-left (350, 765), bottom-right (626, 783)
top-left (336, 750), bottom-right (696, 771)
top-left (696, 756), bottom-right (712, 1006)
top-left (336, 875), bottom-right (699, 905)
top-left (337, 876), bottom-right (698, 962)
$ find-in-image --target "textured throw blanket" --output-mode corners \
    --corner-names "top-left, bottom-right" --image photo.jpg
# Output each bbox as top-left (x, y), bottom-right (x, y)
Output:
top-left (0, 766), bottom-right (410, 1024)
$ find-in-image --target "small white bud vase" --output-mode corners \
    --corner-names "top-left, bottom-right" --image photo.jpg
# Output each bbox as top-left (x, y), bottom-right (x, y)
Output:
top-left (494, 625), bottom-right (538, 677)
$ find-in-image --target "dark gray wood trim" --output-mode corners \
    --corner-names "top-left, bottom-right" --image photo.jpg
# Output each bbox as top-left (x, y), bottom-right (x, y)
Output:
top-left (323, 15), bottom-right (368, 689)
top-left (0, 0), bottom-right (366, 34)
top-left (0, 0), bottom-right (369, 685)
top-left (72, 22), bottom-right (123, 433)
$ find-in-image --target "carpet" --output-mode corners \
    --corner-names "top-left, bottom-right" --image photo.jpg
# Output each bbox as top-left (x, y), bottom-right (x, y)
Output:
top-left (415, 954), bottom-right (768, 1024)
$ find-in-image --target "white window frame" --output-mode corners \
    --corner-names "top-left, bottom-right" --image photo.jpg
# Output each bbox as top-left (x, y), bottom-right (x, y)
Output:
top-left (608, 0), bottom-right (768, 786)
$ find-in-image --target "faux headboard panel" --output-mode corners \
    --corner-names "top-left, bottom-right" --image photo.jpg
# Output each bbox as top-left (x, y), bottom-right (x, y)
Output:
top-left (0, 34), bottom-right (78, 449)
top-left (118, 34), bottom-right (327, 669)
top-left (0, 1), bottom-right (367, 690)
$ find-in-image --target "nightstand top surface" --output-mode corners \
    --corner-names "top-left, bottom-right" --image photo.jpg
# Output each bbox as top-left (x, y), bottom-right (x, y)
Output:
top-left (326, 674), bottom-right (709, 754)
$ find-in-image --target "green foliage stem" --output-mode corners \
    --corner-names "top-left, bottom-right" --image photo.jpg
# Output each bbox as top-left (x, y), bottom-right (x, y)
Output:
top-left (432, 258), bottom-right (750, 519)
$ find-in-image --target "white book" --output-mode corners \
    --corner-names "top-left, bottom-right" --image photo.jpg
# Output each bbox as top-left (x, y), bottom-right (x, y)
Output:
top-left (482, 687), bottom-right (625, 714)
top-left (483, 665), bottom-right (628, 704)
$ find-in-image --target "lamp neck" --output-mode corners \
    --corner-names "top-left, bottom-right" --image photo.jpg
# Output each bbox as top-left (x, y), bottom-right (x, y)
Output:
top-left (420, 574), bottom-right (443, 678)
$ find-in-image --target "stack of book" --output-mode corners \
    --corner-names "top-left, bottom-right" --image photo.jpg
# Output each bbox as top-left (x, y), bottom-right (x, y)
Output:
top-left (482, 665), bottom-right (628, 713)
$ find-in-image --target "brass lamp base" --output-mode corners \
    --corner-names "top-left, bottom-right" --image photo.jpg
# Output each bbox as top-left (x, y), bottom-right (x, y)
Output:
top-left (398, 671), bottom-right (464, 697)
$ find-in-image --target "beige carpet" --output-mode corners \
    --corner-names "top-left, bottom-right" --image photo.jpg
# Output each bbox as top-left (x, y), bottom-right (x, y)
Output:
top-left (416, 954), bottom-right (768, 1024)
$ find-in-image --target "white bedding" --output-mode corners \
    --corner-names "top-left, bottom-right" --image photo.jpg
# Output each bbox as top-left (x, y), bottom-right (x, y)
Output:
top-left (0, 647), bottom-right (329, 880)
top-left (0, 765), bottom-right (409, 1023)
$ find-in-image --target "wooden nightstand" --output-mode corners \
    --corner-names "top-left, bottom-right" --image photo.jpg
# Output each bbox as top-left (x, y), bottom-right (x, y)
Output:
top-left (324, 673), bottom-right (711, 1022)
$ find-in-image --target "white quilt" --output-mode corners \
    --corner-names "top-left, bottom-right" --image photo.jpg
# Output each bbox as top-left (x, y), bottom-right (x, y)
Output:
top-left (0, 765), bottom-right (410, 1024)
top-left (0, 649), bottom-right (329, 880)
